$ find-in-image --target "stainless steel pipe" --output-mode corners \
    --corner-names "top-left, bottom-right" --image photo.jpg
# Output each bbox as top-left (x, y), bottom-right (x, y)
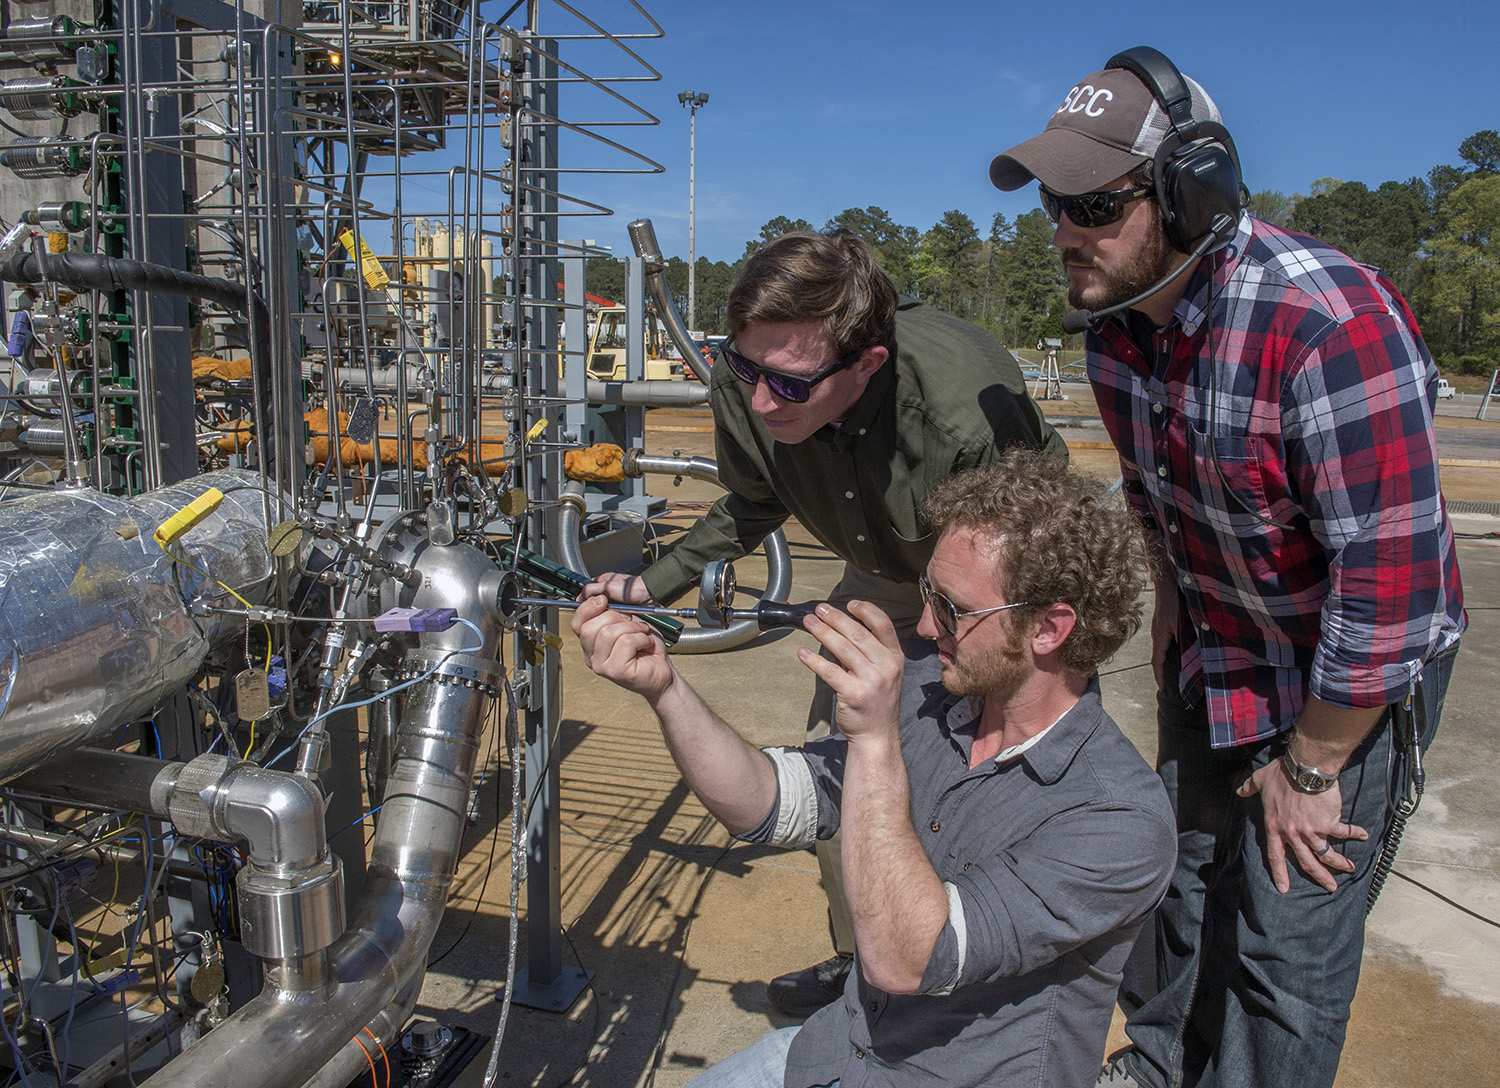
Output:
top-left (135, 534), bottom-right (504, 1088)
top-left (628, 218), bottom-right (713, 384)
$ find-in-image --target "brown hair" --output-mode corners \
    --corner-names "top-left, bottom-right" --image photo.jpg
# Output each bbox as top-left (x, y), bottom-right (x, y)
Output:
top-left (921, 448), bottom-right (1146, 677)
top-left (727, 229), bottom-right (898, 356)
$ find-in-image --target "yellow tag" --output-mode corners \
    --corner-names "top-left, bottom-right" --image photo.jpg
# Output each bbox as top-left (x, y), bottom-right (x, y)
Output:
top-left (525, 418), bottom-right (548, 443)
top-left (336, 228), bottom-right (390, 290)
top-left (154, 488), bottom-right (225, 548)
top-left (82, 947), bottom-right (131, 979)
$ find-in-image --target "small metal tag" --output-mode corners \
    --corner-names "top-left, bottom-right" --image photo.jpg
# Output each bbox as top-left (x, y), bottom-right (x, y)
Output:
top-left (268, 520), bottom-right (303, 557)
top-left (235, 668), bottom-right (271, 721)
top-left (497, 488), bottom-right (527, 519)
top-left (346, 396), bottom-right (378, 444)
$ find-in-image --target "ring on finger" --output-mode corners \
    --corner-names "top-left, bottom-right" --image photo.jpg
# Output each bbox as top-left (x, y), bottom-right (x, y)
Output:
top-left (1315, 842), bottom-right (1332, 858)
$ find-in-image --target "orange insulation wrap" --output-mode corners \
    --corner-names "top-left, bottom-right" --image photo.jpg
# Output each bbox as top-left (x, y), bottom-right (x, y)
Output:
top-left (215, 407), bottom-right (510, 473)
top-left (563, 442), bottom-right (627, 482)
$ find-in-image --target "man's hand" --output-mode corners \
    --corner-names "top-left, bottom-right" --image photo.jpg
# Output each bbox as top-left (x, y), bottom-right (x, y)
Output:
top-left (1237, 697), bottom-right (1383, 894)
top-left (580, 571), bottom-right (653, 605)
top-left (1237, 765), bottom-right (1367, 893)
top-left (797, 600), bottom-right (905, 742)
top-left (571, 595), bottom-right (675, 702)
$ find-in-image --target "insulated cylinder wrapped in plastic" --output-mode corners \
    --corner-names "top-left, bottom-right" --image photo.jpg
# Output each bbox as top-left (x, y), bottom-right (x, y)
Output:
top-left (0, 469), bottom-right (280, 781)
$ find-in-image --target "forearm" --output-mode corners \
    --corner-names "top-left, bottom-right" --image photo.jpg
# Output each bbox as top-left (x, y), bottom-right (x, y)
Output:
top-left (648, 672), bottom-right (778, 835)
top-left (1285, 694), bottom-right (1387, 772)
top-left (839, 734), bottom-right (948, 994)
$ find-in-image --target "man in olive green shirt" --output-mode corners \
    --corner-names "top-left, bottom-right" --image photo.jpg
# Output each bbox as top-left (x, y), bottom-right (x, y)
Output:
top-left (585, 229), bottom-right (1062, 1016)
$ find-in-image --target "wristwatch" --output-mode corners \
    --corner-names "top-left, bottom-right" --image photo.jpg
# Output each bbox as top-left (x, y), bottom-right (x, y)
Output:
top-left (1280, 750), bottom-right (1339, 794)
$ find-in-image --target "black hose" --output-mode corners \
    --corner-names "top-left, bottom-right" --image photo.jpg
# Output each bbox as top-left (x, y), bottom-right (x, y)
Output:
top-left (1367, 691), bottom-right (1425, 915)
top-left (1366, 796), bottom-right (1417, 914)
top-left (0, 248), bottom-right (276, 460)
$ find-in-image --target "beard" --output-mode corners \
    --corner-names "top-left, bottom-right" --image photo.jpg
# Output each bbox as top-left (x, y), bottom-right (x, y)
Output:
top-left (1061, 219), bottom-right (1177, 314)
top-left (939, 624), bottom-right (1031, 702)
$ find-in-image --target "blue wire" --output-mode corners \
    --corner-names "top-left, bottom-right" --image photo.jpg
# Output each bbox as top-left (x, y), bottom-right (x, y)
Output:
top-left (327, 803), bottom-right (383, 841)
top-left (265, 617), bottom-right (486, 770)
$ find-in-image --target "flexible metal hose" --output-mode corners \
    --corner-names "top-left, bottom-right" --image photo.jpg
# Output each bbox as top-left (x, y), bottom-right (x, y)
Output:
top-left (557, 457), bottom-right (794, 654)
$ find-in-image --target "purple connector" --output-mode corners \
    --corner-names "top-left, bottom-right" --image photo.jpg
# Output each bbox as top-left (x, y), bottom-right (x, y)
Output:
top-left (373, 606), bottom-right (458, 633)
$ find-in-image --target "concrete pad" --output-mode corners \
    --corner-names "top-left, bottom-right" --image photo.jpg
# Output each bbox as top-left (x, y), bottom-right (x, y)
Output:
top-left (417, 403), bottom-right (1500, 1088)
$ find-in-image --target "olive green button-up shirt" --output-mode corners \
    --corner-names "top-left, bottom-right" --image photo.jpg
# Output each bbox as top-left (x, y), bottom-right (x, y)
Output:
top-left (640, 301), bottom-right (1063, 603)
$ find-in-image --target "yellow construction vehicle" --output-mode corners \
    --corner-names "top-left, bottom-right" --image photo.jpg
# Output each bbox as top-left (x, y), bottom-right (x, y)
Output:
top-left (584, 300), bottom-right (687, 381)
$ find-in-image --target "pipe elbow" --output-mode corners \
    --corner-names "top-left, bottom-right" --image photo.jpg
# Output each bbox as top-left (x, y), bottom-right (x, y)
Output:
top-left (215, 763), bottom-right (329, 873)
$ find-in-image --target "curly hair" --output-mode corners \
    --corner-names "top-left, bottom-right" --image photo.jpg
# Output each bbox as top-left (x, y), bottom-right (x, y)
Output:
top-left (920, 448), bottom-right (1147, 677)
top-left (727, 229), bottom-right (898, 357)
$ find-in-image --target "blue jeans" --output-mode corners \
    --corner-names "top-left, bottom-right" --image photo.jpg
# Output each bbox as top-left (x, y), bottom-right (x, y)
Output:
top-left (1120, 644), bottom-right (1455, 1088)
top-left (685, 1026), bottom-right (840, 1088)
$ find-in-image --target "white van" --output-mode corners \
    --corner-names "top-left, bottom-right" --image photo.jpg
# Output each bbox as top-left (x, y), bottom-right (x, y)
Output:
top-left (1436, 378), bottom-right (1456, 400)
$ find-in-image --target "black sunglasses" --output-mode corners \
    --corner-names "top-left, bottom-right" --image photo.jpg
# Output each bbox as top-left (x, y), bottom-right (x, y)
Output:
top-left (919, 575), bottom-right (1028, 638)
top-left (1039, 183), bottom-right (1154, 229)
top-left (720, 340), bottom-right (864, 404)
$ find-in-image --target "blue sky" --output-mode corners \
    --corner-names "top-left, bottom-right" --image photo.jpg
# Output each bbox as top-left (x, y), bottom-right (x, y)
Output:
top-left (489, 0), bottom-right (1497, 265)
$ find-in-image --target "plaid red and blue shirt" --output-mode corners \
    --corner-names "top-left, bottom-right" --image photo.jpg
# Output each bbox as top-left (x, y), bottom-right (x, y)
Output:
top-left (1089, 214), bottom-right (1465, 748)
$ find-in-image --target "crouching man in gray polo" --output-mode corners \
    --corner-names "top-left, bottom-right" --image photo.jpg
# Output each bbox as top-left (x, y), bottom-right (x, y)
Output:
top-left (572, 448), bottom-right (1177, 1088)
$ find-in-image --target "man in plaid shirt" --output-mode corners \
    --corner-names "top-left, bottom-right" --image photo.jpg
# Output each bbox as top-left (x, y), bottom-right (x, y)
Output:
top-left (989, 48), bottom-right (1465, 1088)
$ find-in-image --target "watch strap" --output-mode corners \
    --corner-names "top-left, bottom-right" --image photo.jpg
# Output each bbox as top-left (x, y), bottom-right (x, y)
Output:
top-left (1279, 749), bottom-right (1339, 794)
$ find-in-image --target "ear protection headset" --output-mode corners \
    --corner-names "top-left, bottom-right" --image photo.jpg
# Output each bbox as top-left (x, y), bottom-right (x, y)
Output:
top-left (1105, 46), bottom-right (1244, 253)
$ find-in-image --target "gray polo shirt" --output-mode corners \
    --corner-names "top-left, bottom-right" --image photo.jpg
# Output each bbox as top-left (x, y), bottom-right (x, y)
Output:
top-left (741, 669), bottom-right (1176, 1088)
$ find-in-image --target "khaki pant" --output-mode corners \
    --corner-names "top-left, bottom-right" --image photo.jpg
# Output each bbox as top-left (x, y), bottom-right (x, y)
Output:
top-left (806, 565), bottom-right (927, 955)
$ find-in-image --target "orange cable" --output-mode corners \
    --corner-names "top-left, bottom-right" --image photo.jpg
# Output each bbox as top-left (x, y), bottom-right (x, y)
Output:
top-left (362, 1026), bottom-right (391, 1088)
top-left (351, 1031), bottom-right (378, 1088)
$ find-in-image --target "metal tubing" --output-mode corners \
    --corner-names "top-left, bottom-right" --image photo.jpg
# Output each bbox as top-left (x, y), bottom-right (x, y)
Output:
top-left (586, 378), bottom-right (708, 406)
top-left (627, 218), bottom-right (712, 384)
top-left (557, 457), bottom-right (794, 654)
top-left (13, 747), bottom-right (345, 963)
top-left (136, 538), bottom-right (503, 1088)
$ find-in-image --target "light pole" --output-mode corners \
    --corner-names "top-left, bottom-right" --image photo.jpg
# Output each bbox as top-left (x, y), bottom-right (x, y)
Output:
top-left (678, 90), bottom-right (709, 332)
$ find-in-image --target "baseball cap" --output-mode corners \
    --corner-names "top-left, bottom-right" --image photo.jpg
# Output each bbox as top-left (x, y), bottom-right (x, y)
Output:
top-left (989, 65), bottom-right (1223, 195)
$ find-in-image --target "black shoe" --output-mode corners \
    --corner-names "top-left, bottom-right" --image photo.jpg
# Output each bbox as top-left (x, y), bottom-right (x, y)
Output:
top-left (1096, 1050), bottom-right (1148, 1087)
top-left (766, 953), bottom-right (854, 1018)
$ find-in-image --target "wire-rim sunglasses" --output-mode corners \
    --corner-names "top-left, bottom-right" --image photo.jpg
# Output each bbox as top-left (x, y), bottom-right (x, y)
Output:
top-left (919, 575), bottom-right (1029, 638)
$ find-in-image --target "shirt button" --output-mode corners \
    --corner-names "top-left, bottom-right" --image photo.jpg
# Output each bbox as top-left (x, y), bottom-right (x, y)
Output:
top-left (868, 1001), bottom-right (879, 1013)
top-left (1181, 574), bottom-right (1194, 587)
top-left (858, 428), bottom-right (867, 435)
top-left (1157, 466), bottom-right (1167, 477)
top-left (930, 820), bottom-right (941, 832)
top-left (856, 534), bottom-right (866, 542)
top-left (1168, 523), bottom-right (1179, 533)
top-left (1200, 621), bottom-right (1211, 631)
top-left (845, 491), bottom-right (855, 499)
top-left (855, 1048), bottom-right (866, 1059)
top-left (1151, 402), bottom-right (1163, 414)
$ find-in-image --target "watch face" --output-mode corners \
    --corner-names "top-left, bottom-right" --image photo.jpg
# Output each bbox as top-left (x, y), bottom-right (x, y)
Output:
top-left (1298, 770), bottom-right (1323, 791)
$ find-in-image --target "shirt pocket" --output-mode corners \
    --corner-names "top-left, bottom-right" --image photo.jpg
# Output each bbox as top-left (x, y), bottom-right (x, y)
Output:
top-left (1184, 427), bottom-right (1283, 544)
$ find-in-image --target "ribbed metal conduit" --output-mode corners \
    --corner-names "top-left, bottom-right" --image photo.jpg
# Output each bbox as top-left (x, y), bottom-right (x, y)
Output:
top-left (557, 452), bottom-right (793, 654)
